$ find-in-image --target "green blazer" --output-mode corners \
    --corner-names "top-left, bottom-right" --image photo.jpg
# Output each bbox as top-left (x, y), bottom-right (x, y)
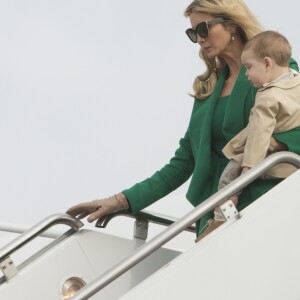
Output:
top-left (123, 60), bottom-right (300, 236)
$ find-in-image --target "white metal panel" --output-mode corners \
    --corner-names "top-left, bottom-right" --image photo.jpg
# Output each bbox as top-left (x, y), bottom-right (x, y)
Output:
top-left (119, 170), bottom-right (300, 300)
top-left (73, 230), bottom-right (181, 299)
top-left (0, 234), bottom-right (100, 299)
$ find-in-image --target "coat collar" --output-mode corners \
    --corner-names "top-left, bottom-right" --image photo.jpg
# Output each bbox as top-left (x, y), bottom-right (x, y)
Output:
top-left (258, 71), bottom-right (300, 92)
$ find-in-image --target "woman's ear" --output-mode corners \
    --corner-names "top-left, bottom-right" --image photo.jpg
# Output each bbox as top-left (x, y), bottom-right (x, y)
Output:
top-left (230, 24), bottom-right (237, 35)
top-left (224, 22), bottom-right (237, 35)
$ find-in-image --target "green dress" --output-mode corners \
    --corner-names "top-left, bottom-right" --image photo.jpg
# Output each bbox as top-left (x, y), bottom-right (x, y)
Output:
top-left (123, 61), bottom-right (300, 236)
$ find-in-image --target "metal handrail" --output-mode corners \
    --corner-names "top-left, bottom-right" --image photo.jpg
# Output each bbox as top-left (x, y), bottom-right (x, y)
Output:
top-left (95, 210), bottom-right (196, 233)
top-left (0, 222), bottom-right (62, 239)
top-left (0, 213), bottom-right (83, 262)
top-left (71, 152), bottom-right (300, 300)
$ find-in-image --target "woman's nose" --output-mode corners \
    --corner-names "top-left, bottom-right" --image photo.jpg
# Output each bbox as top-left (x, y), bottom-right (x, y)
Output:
top-left (197, 33), bottom-right (205, 44)
top-left (197, 34), bottom-right (206, 44)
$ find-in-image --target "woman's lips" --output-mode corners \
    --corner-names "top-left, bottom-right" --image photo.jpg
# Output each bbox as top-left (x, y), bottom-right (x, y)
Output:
top-left (203, 47), bottom-right (211, 52)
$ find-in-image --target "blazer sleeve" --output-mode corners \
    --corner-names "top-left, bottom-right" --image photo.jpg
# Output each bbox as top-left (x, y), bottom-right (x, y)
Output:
top-left (273, 57), bottom-right (300, 154)
top-left (273, 127), bottom-right (300, 154)
top-left (122, 128), bottom-right (195, 213)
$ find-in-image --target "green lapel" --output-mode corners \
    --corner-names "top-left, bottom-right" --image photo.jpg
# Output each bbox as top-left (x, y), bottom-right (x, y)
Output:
top-left (200, 66), bottom-right (228, 142)
top-left (223, 66), bottom-right (253, 140)
top-left (189, 67), bottom-right (228, 152)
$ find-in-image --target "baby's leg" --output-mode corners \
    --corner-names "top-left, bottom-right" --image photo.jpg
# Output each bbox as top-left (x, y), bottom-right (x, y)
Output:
top-left (218, 159), bottom-right (242, 191)
top-left (216, 159), bottom-right (242, 214)
top-left (195, 160), bottom-right (242, 242)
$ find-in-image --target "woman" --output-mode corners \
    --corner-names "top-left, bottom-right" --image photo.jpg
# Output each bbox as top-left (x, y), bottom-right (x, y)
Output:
top-left (66, 0), bottom-right (300, 238)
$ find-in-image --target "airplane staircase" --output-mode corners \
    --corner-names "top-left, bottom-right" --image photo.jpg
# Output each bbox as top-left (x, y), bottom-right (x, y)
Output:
top-left (0, 152), bottom-right (300, 300)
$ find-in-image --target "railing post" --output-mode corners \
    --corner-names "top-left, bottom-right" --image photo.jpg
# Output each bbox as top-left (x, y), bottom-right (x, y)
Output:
top-left (133, 219), bottom-right (149, 240)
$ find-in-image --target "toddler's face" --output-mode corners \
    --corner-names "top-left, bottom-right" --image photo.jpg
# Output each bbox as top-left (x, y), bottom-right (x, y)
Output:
top-left (241, 49), bottom-right (268, 88)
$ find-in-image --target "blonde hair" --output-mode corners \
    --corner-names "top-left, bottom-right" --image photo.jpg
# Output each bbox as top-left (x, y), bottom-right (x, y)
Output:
top-left (243, 30), bottom-right (291, 67)
top-left (184, 0), bottom-right (263, 99)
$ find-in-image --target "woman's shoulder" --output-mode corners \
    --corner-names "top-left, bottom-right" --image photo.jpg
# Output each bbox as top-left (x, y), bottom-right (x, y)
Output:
top-left (289, 57), bottom-right (299, 72)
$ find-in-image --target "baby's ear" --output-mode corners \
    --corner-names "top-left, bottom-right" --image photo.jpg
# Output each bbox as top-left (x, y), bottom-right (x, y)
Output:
top-left (264, 56), bottom-right (273, 68)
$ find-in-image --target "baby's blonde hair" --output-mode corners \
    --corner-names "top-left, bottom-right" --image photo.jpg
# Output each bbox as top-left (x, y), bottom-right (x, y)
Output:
top-left (243, 30), bottom-right (291, 67)
top-left (184, 0), bottom-right (263, 99)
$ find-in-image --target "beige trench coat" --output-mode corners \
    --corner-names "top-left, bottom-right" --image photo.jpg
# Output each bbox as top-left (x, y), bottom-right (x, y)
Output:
top-left (223, 73), bottom-right (300, 178)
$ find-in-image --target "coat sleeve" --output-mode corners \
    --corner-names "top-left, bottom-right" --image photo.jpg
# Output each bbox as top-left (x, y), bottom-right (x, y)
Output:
top-left (241, 94), bottom-right (279, 167)
top-left (122, 128), bottom-right (195, 213)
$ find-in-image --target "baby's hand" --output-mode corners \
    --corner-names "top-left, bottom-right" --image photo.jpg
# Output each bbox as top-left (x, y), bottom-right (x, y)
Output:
top-left (241, 167), bottom-right (250, 174)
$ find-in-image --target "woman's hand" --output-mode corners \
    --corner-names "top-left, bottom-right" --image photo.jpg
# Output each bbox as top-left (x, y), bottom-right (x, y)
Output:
top-left (268, 137), bottom-right (287, 153)
top-left (66, 193), bottom-right (129, 223)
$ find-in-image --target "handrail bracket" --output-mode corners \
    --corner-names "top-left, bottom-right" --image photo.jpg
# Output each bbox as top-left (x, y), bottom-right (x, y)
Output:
top-left (134, 219), bottom-right (149, 240)
top-left (220, 200), bottom-right (240, 221)
top-left (0, 256), bottom-right (18, 280)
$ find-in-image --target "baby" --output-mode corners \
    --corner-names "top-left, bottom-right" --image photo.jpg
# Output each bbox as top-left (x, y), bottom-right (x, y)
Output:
top-left (198, 30), bottom-right (300, 241)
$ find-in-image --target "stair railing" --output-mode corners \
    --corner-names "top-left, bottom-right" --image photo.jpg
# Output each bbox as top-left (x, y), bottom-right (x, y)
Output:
top-left (70, 151), bottom-right (300, 300)
top-left (95, 209), bottom-right (196, 236)
top-left (0, 214), bottom-right (83, 280)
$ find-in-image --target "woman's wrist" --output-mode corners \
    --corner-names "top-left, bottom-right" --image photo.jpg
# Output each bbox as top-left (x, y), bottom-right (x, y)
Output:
top-left (269, 137), bottom-right (288, 153)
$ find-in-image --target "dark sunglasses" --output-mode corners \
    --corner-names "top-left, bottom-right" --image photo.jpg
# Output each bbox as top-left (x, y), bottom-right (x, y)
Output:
top-left (185, 18), bottom-right (225, 43)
